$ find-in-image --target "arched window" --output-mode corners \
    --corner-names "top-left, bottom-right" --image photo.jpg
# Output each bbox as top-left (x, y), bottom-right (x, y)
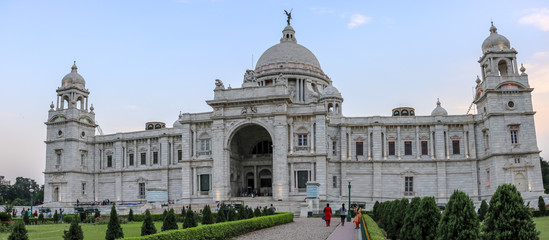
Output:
top-left (327, 103), bottom-right (334, 113)
top-left (401, 110), bottom-right (409, 116)
top-left (498, 60), bottom-right (508, 76)
top-left (393, 111), bottom-right (400, 116)
top-left (63, 96), bottom-right (70, 109)
top-left (410, 110), bottom-right (415, 116)
top-left (251, 140), bottom-right (273, 154)
top-left (155, 124), bottom-right (161, 129)
top-left (147, 124), bottom-right (154, 130)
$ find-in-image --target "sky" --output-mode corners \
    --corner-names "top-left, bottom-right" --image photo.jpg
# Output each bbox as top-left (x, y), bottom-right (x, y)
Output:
top-left (1, 0), bottom-right (548, 185)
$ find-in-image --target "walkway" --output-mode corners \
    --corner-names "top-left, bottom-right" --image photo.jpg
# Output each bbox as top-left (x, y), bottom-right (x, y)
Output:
top-left (327, 221), bottom-right (359, 240)
top-left (235, 217), bottom-right (337, 240)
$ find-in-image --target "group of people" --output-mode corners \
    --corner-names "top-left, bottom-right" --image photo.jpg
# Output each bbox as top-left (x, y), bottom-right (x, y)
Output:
top-left (323, 203), bottom-right (362, 229)
top-left (12, 208), bottom-right (38, 218)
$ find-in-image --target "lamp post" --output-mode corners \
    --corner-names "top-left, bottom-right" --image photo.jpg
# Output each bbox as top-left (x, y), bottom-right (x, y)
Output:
top-left (29, 189), bottom-right (35, 215)
top-left (346, 179), bottom-right (352, 222)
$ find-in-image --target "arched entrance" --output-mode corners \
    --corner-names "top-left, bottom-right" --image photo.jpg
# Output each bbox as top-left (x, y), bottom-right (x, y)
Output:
top-left (53, 187), bottom-right (59, 202)
top-left (228, 124), bottom-right (273, 197)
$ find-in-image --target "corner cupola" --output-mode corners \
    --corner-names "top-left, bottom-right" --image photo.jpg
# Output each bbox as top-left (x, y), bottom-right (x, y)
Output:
top-left (431, 99), bottom-right (448, 116)
top-left (61, 61), bottom-right (86, 89)
top-left (281, 25), bottom-right (297, 43)
top-left (481, 22), bottom-right (511, 53)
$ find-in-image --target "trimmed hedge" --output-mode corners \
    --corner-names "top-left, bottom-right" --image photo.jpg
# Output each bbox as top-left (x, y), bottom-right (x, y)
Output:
top-left (363, 214), bottom-right (385, 240)
top-left (122, 212), bottom-right (294, 240)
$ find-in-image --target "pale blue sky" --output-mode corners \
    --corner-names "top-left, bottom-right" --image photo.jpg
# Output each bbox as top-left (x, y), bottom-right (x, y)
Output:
top-left (1, 0), bottom-right (548, 184)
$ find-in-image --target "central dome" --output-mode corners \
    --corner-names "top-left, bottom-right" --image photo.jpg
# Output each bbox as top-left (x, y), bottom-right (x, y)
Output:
top-left (254, 25), bottom-right (327, 82)
top-left (481, 22), bottom-right (510, 53)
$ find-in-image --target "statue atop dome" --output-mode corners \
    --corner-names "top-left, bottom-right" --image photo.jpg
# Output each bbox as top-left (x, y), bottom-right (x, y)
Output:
top-left (284, 9), bottom-right (292, 25)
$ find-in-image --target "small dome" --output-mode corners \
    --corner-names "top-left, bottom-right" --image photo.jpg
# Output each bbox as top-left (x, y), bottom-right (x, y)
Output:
top-left (321, 85), bottom-right (342, 99)
top-left (61, 61), bottom-right (86, 89)
top-left (481, 22), bottom-right (510, 53)
top-left (431, 99), bottom-right (448, 116)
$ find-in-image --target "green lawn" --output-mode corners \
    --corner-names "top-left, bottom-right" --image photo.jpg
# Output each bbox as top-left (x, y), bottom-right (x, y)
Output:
top-left (0, 221), bottom-right (164, 240)
top-left (535, 216), bottom-right (549, 240)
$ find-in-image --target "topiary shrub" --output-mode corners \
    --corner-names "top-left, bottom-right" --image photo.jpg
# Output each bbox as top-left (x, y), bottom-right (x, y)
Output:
top-left (478, 200), bottom-right (488, 222)
top-left (9, 221), bottom-right (28, 240)
top-left (372, 201), bottom-right (380, 222)
top-left (183, 206), bottom-right (197, 228)
top-left (0, 212), bottom-right (11, 226)
top-left (128, 209), bottom-right (134, 222)
top-left (94, 210), bottom-right (101, 219)
top-left (162, 209), bottom-right (167, 220)
top-left (539, 196), bottom-right (546, 217)
top-left (161, 208), bottom-right (178, 231)
top-left (23, 212), bottom-right (30, 225)
top-left (53, 210), bottom-right (59, 223)
top-left (141, 209), bottom-right (157, 236)
top-left (436, 190), bottom-right (479, 240)
top-left (401, 197), bottom-right (421, 240)
top-left (63, 215), bottom-right (73, 224)
top-left (38, 213), bottom-right (44, 223)
top-left (105, 205), bottom-right (124, 240)
top-left (63, 218), bottom-right (83, 240)
top-left (201, 205), bottom-right (214, 225)
top-left (228, 207), bottom-right (237, 221)
top-left (217, 206), bottom-right (226, 223)
top-left (411, 196), bottom-right (440, 240)
top-left (481, 184), bottom-right (539, 240)
top-left (254, 207), bottom-right (261, 218)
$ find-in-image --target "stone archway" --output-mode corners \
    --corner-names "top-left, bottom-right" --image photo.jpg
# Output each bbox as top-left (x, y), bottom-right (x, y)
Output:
top-left (228, 124), bottom-right (273, 197)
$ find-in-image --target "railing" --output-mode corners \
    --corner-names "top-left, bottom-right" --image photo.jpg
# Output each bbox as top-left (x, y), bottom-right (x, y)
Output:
top-left (360, 214), bottom-right (372, 240)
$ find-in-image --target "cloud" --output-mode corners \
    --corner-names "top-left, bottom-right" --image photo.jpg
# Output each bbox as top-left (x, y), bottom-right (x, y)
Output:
top-left (310, 7), bottom-right (334, 15)
top-left (519, 8), bottom-right (549, 31)
top-left (348, 14), bottom-right (371, 29)
top-left (526, 51), bottom-right (549, 94)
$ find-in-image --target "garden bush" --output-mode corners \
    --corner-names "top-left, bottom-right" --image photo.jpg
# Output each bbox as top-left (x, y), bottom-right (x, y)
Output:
top-left (411, 196), bottom-right (440, 240)
top-left (105, 205), bottom-right (124, 240)
top-left (141, 209), bottom-right (156, 236)
top-left (436, 190), bottom-right (479, 240)
top-left (400, 197), bottom-right (421, 240)
top-left (183, 206), bottom-right (197, 229)
top-left (477, 200), bottom-right (488, 221)
top-left (63, 218), bottom-right (83, 240)
top-left (8, 220), bottom-right (28, 240)
top-left (0, 212), bottom-right (11, 225)
top-left (363, 214), bottom-right (385, 240)
top-left (122, 212), bottom-right (294, 240)
top-left (539, 196), bottom-right (546, 217)
top-left (201, 205), bottom-right (213, 225)
top-left (161, 209), bottom-right (178, 231)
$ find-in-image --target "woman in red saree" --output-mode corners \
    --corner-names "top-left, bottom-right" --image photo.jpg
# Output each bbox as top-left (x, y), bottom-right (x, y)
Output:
top-left (324, 203), bottom-right (332, 226)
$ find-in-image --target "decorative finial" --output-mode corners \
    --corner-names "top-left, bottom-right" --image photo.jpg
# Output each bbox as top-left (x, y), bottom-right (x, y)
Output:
top-left (284, 9), bottom-right (293, 25)
top-left (50, 101), bottom-right (54, 109)
top-left (90, 104), bottom-right (94, 112)
top-left (71, 61), bottom-right (78, 72)
top-left (520, 63), bottom-right (527, 76)
top-left (489, 21), bottom-right (497, 34)
top-left (476, 75), bottom-right (481, 84)
top-left (436, 98), bottom-right (441, 106)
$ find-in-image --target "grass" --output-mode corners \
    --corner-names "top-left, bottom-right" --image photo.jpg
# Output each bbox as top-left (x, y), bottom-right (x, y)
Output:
top-left (535, 216), bottom-right (549, 240)
top-left (0, 221), bottom-right (165, 240)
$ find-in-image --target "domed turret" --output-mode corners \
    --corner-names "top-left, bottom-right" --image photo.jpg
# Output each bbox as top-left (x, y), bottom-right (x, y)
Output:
top-left (61, 61), bottom-right (86, 89)
top-left (481, 22), bottom-right (511, 53)
top-left (431, 99), bottom-right (448, 116)
top-left (320, 85), bottom-right (342, 99)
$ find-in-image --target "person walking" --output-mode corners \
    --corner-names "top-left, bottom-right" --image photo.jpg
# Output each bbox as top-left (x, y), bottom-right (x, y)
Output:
top-left (339, 204), bottom-right (347, 226)
top-left (353, 207), bottom-right (362, 229)
top-left (323, 203), bottom-right (332, 227)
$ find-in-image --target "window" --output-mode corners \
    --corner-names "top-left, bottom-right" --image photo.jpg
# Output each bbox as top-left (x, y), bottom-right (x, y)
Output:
top-left (56, 151), bottom-right (62, 165)
top-left (107, 155), bottom-right (113, 168)
top-left (297, 171), bottom-right (309, 189)
top-left (356, 142), bottom-right (364, 156)
top-left (80, 152), bottom-right (87, 166)
top-left (129, 154), bottom-right (134, 166)
top-left (388, 141), bottom-right (395, 155)
top-left (139, 183), bottom-right (146, 198)
top-left (510, 128), bottom-right (519, 145)
top-left (178, 150), bottom-right (182, 161)
top-left (405, 177), bottom-right (413, 196)
top-left (484, 132), bottom-right (490, 150)
top-left (452, 140), bottom-right (460, 155)
top-left (514, 158), bottom-right (521, 164)
top-left (332, 141), bottom-right (337, 155)
top-left (153, 151), bottom-right (158, 164)
top-left (332, 176), bottom-right (337, 188)
top-left (421, 141), bottom-right (428, 155)
top-left (297, 134), bottom-right (308, 147)
top-left (251, 141), bottom-right (273, 154)
top-left (140, 152), bottom-right (146, 165)
top-left (401, 110), bottom-right (409, 116)
top-left (200, 174), bottom-right (210, 192)
top-left (81, 182), bottom-right (86, 195)
top-left (200, 139), bottom-right (210, 152)
top-left (393, 111), bottom-right (400, 116)
top-left (404, 141), bottom-right (412, 155)
top-left (486, 169), bottom-right (490, 187)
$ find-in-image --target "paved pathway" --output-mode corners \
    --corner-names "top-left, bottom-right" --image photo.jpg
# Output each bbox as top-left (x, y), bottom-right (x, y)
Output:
top-left (235, 217), bottom-right (338, 240)
top-left (327, 220), bottom-right (359, 240)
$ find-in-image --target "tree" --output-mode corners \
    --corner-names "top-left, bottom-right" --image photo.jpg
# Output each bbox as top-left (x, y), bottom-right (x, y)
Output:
top-left (161, 208), bottom-right (178, 231)
top-left (53, 210), bottom-right (59, 223)
top-left (23, 211), bottom-right (30, 225)
top-left (253, 207), bottom-right (261, 217)
top-left (141, 209), bottom-right (157, 236)
top-left (0, 177), bottom-right (41, 206)
top-left (481, 184), bottom-right (539, 240)
top-left (238, 205), bottom-right (247, 219)
top-left (38, 213), bottom-right (44, 223)
top-left (183, 206), bottom-right (197, 228)
top-left (401, 197), bottom-right (421, 240)
top-left (105, 205), bottom-right (124, 240)
top-left (162, 209), bottom-right (168, 220)
top-left (217, 206), bottom-right (226, 223)
top-left (412, 197), bottom-right (441, 240)
top-left (436, 190), bottom-right (479, 240)
top-left (128, 209), bottom-right (134, 222)
top-left (478, 200), bottom-right (488, 221)
top-left (8, 221), bottom-right (28, 240)
top-left (228, 207), bottom-right (237, 221)
top-left (540, 158), bottom-right (549, 194)
top-left (63, 218), bottom-right (84, 240)
top-left (202, 205), bottom-right (214, 225)
top-left (372, 201), bottom-right (380, 222)
top-left (539, 196), bottom-right (546, 217)
top-left (392, 198), bottom-right (409, 240)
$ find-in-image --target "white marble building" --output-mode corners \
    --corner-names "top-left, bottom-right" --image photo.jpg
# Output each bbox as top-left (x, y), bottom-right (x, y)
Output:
top-left (44, 21), bottom-right (544, 206)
